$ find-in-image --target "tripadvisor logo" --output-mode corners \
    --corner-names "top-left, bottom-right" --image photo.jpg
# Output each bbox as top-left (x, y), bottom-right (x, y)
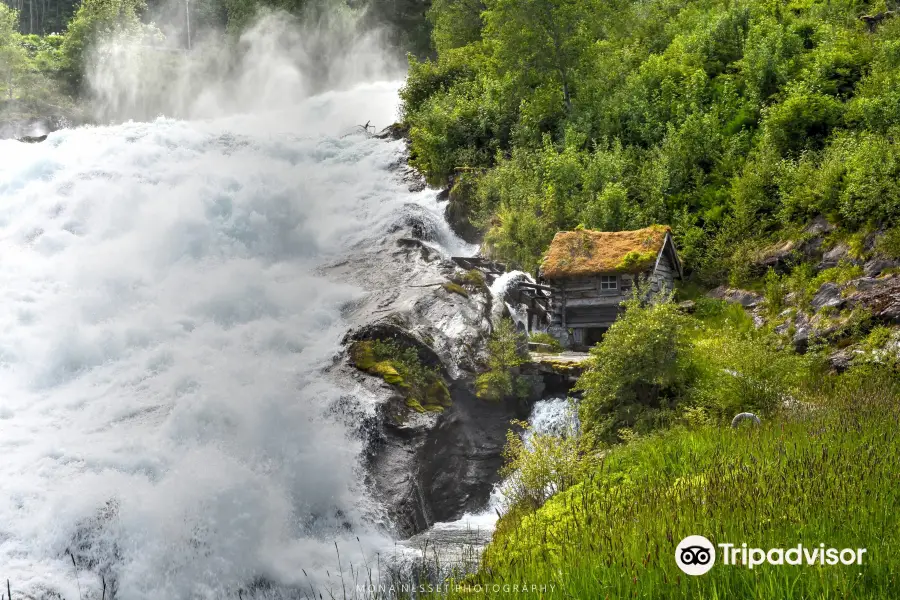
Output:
top-left (675, 536), bottom-right (868, 575)
top-left (675, 535), bottom-right (716, 575)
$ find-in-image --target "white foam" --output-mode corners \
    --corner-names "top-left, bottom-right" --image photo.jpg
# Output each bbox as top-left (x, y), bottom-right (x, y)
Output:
top-left (0, 81), bottom-right (443, 598)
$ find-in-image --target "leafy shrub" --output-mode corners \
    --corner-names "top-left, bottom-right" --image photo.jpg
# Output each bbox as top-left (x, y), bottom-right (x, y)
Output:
top-left (762, 86), bottom-right (844, 157)
top-left (690, 327), bottom-right (818, 419)
top-left (528, 331), bottom-right (563, 353)
top-left (861, 325), bottom-right (892, 352)
top-left (576, 294), bottom-right (695, 443)
top-left (813, 261), bottom-right (864, 287)
top-left (499, 413), bottom-right (595, 510)
top-left (875, 225), bottom-right (900, 259)
top-left (762, 268), bottom-right (785, 315)
top-left (476, 318), bottom-right (531, 401)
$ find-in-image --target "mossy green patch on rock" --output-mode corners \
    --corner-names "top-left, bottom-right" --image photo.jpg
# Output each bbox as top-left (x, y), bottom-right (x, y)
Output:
top-left (425, 379), bottom-right (452, 407)
top-left (406, 398), bottom-right (427, 413)
top-left (535, 358), bottom-right (585, 375)
top-left (442, 281), bottom-right (470, 297)
top-left (349, 338), bottom-right (450, 414)
top-left (350, 341), bottom-right (407, 386)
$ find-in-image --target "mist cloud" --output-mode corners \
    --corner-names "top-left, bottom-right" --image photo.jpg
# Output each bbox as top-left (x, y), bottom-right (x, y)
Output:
top-left (87, 2), bottom-right (405, 123)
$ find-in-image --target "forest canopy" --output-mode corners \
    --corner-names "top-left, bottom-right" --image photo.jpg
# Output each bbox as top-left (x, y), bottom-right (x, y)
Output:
top-left (401, 0), bottom-right (900, 282)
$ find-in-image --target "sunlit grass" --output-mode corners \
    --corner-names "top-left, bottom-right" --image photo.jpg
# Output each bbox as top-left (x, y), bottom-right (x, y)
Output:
top-left (428, 369), bottom-right (900, 599)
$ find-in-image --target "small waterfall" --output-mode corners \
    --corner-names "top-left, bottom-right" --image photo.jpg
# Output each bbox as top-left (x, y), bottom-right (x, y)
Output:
top-left (393, 397), bottom-right (579, 582)
top-left (488, 270), bottom-right (533, 332)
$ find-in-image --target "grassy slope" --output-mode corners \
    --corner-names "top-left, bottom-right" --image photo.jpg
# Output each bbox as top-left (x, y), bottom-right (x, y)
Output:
top-left (438, 370), bottom-right (899, 598)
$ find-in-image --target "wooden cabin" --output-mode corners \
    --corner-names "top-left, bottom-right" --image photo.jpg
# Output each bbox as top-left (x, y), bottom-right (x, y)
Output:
top-left (539, 225), bottom-right (682, 350)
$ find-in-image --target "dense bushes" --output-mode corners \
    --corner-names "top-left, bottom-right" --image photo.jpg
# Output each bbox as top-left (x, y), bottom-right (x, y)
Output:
top-left (402, 0), bottom-right (900, 281)
top-left (576, 295), bottom-right (694, 442)
top-left (576, 294), bottom-right (817, 444)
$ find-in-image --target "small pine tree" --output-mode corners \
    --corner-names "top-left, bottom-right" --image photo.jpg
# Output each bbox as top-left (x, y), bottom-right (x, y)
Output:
top-left (476, 318), bottom-right (531, 401)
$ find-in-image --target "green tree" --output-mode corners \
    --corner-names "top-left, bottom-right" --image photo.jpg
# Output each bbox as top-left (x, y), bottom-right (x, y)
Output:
top-left (576, 293), bottom-right (694, 443)
top-left (482, 0), bottom-right (593, 112)
top-left (0, 5), bottom-right (29, 100)
top-left (59, 0), bottom-right (145, 88)
top-left (476, 318), bottom-right (530, 401)
top-left (428, 0), bottom-right (485, 54)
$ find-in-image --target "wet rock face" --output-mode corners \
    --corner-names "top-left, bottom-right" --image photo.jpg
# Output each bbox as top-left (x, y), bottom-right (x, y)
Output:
top-left (323, 184), bottom-right (526, 537)
top-left (366, 384), bottom-right (528, 536)
top-left (441, 176), bottom-right (482, 244)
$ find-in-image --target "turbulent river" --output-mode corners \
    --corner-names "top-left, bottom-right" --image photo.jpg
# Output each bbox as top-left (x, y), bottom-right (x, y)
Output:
top-left (0, 81), bottom-right (462, 599)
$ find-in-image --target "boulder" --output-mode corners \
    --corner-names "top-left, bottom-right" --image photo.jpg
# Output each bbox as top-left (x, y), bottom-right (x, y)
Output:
top-left (805, 215), bottom-right (835, 237)
top-left (810, 282), bottom-right (845, 311)
top-left (864, 257), bottom-right (900, 277)
top-left (707, 286), bottom-right (763, 308)
top-left (845, 275), bottom-right (900, 323)
top-left (755, 240), bottom-right (796, 273)
top-left (795, 216), bottom-right (834, 261)
top-left (17, 134), bottom-right (47, 143)
top-left (792, 312), bottom-right (812, 353)
top-left (828, 348), bottom-right (856, 373)
top-left (375, 122), bottom-right (409, 140)
top-left (818, 243), bottom-right (856, 270)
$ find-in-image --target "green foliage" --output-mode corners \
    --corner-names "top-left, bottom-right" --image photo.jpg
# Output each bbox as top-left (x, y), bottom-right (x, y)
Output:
top-left (499, 414), bottom-right (595, 510)
top-left (427, 0), bottom-right (484, 55)
top-left (875, 225), bottom-right (900, 259)
top-left (761, 86), bottom-right (843, 157)
top-left (861, 325), bottom-right (893, 352)
top-left (59, 0), bottom-right (145, 88)
top-left (350, 339), bottom-right (450, 412)
top-left (815, 261), bottom-right (864, 287)
top-left (0, 5), bottom-right (29, 100)
top-left (476, 318), bottom-right (530, 401)
top-left (576, 294), bottom-right (694, 443)
top-left (690, 326), bottom-right (818, 419)
top-left (451, 369), bottom-right (900, 600)
top-left (404, 0), bottom-right (900, 274)
top-left (528, 331), bottom-right (562, 353)
top-left (578, 290), bottom-right (818, 443)
top-left (762, 267), bottom-right (785, 315)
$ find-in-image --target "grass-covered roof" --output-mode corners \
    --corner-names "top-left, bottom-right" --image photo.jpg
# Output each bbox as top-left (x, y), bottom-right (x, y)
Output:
top-left (541, 225), bottom-right (671, 279)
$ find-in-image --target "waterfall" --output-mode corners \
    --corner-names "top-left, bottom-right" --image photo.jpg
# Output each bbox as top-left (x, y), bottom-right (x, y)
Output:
top-left (488, 270), bottom-right (533, 333)
top-left (0, 81), bottom-right (467, 599)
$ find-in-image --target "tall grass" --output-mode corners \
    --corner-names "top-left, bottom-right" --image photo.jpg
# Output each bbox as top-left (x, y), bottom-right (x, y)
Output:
top-left (430, 368), bottom-right (900, 599)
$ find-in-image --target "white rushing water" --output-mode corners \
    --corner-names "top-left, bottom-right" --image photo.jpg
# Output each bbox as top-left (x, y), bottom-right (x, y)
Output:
top-left (488, 270), bottom-right (532, 333)
top-left (0, 81), bottom-right (456, 599)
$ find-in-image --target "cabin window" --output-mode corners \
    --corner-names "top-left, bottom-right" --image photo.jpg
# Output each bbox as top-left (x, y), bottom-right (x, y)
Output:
top-left (600, 275), bottom-right (618, 291)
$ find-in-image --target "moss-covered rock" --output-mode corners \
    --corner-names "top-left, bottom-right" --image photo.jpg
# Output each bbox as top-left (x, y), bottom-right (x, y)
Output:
top-left (349, 339), bottom-right (450, 414)
top-left (441, 281), bottom-right (470, 298)
top-left (406, 398), bottom-right (427, 413)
